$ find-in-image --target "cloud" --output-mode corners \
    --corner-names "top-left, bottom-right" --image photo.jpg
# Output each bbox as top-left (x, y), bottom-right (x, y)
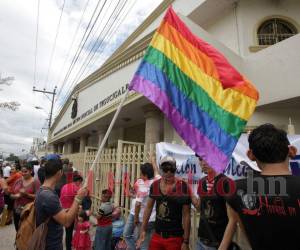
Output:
top-left (0, 0), bottom-right (162, 156)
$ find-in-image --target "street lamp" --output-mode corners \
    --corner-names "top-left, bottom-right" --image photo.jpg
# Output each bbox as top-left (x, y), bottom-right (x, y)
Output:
top-left (35, 106), bottom-right (50, 116)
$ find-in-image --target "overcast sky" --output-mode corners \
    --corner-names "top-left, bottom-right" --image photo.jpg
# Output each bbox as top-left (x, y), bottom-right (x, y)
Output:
top-left (0, 0), bottom-right (162, 157)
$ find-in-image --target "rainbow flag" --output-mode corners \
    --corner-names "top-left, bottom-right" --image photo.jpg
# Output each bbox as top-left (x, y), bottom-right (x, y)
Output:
top-left (129, 7), bottom-right (259, 172)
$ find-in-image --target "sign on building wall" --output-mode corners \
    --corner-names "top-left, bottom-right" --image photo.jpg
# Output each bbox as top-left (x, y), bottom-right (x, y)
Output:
top-left (53, 83), bottom-right (129, 137)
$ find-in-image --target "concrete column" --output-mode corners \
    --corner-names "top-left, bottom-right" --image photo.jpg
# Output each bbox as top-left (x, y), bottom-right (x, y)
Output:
top-left (80, 134), bottom-right (89, 153)
top-left (143, 104), bottom-right (162, 146)
top-left (67, 140), bottom-right (74, 154)
top-left (48, 144), bottom-right (55, 153)
top-left (63, 142), bottom-right (68, 154)
top-left (53, 144), bottom-right (58, 153)
top-left (58, 144), bottom-right (63, 154)
top-left (63, 140), bottom-right (73, 154)
top-left (97, 127), bottom-right (107, 147)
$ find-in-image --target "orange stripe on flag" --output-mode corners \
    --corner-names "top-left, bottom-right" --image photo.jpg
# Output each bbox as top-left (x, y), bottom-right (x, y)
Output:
top-left (157, 20), bottom-right (220, 82)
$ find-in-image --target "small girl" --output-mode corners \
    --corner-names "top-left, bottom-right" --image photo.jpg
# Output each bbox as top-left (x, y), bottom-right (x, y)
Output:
top-left (72, 211), bottom-right (91, 250)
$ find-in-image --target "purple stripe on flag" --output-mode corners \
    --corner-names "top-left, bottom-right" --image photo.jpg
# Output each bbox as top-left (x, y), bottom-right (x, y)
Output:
top-left (131, 74), bottom-right (229, 172)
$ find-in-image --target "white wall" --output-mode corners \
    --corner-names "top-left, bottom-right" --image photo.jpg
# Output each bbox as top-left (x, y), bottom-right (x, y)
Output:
top-left (244, 34), bottom-right (300, 105)
top-left (204, 7), bottom-right (240, 55)
top-left (238, 0), bottom-right (300, 57)
top-left (52, 60), bottom-right (140, 138)
top-left (203, 0), bottom-right (300, 57)
top-left (108, 127), bottom-right (124, 147)
top-left (249, 106), bottom-right (300, 134)
top-left (87, 134), bottom-right (98, 147)
top-left (130, 0), bottom-right (205, 46)
top-left (163, 117), bottom-right (183, 144)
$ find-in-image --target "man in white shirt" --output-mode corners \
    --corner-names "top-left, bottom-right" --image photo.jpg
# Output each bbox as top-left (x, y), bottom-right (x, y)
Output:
top-left (32, 157), bottom-right (40, 180)
top-left (134, 163), bottom-right (160, 250)
top-left (3, 163), bottom-right (11, 179)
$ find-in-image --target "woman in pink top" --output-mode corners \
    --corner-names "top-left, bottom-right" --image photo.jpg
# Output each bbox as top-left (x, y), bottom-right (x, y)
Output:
top-left (10, 164), bottom-right (39, 231)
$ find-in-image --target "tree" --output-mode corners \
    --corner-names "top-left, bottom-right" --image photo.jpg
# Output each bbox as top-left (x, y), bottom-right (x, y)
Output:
top-left (5, 153), bottom-right (19, 162)
top-left (0, 73), bottom-right (20, 111)
top-left (0, 101), bottom-right (20, 111)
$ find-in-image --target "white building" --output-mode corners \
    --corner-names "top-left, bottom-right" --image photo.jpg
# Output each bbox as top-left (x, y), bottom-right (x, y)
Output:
top-left (31, 137), bottom-right (46, 158)
top-left (48, 0), bottom-right (300, 155)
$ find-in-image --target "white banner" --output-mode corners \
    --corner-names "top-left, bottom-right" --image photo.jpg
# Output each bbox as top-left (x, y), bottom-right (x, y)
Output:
top-left (156, 134), bottom-right (300, 182)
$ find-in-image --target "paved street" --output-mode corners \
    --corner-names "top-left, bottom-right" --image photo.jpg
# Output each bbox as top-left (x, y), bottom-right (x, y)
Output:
top-left (0, 224), bottom-right (15, 250)
top-left (0, 218), bottom-right (97, 250)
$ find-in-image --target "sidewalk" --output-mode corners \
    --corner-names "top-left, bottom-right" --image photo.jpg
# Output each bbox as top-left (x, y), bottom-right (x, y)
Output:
top-left (0, 224), bottom-right (15, 250)
top-left (0, 216), bottom-right (98, 250)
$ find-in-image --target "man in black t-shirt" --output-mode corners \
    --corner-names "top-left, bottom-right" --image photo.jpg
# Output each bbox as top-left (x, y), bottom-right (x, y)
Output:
top-left (138, 156), bottom-right (191, 250)
top-left (226, 124), bottom-right (300, 250)
top-left (191, 155), bottom-right (237, 250)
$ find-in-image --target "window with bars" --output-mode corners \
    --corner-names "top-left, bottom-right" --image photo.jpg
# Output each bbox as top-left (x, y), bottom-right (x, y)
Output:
top-left (257, 18), bottom-right (297, 45)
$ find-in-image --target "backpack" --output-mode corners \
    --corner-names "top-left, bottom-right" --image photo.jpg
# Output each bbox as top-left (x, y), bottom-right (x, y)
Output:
top-left (15, 201), bottom-right (49, 250)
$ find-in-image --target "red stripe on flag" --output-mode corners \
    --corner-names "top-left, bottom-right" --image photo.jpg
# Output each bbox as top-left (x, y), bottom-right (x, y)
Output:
top-left (164, 7), bottom-right (244, 89)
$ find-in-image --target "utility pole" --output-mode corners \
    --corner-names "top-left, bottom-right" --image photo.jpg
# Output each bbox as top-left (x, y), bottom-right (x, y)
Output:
top-left (33, 86), bottom-right (57, 129)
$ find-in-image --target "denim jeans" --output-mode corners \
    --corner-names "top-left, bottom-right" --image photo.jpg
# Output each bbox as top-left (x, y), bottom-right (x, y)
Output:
top-left (196, 239), bottom-right (217, 250)
top-left (134, 222), bottom-right (155, 250)
top-left (123, 214), bottom-right (137, 250)
top-left (93, 225), bottom-right (112, 250)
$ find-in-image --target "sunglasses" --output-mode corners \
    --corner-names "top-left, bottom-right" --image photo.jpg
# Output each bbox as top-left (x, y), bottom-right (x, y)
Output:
top-left (161, 165), bottom-right (176, 173)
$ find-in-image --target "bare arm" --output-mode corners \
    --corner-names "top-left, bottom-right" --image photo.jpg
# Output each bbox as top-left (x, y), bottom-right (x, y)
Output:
top-left (53, 199), bottom-right (81, 227)
top-left (53, 187), bottom-right (87, 227)
top-left (96, 213), bottom-right (103, 219)
top-left (10, 193), bottom-right (21, 199)
top-left (191, 194), bottom-right (200, 210)
top-left (218, 203), bottom-right (238, 250)
top-left (23, 193), bottom-right (35, 199)
top-left (0, 178), bottom-right (8, 193)
top-left (141, 197), bottom-right (155, 231)
top-left (151, 156), bottom-right (159, 176)
top-left (182, 204), bottom-right (191, 244)
top-left (134, 201), bottom-right (141, 225)
top-left (136, 197), bottom-right (155, 248)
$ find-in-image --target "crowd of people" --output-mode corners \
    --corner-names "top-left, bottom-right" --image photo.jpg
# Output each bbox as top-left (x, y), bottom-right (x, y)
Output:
top-left (0, 123), bottom-right (299, 250)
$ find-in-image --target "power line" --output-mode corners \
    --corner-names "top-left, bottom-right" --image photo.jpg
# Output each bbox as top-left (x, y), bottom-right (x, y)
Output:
top-left (78, 0), bottom-right (137, 82)
top-left (33, 0), bottom-right (40, 87)
top-left (44, 0), bottom-right (66, 90)
top-left (69, 0), bottom-right (127, 86)
top-left (59, 0), bottom-right (126, 107)
top-left (54, 0), bottom-right (142, 117)
top-left (56, 0), bottom-right (107, 101)
top-left (53, 0), bottom-right (91, 96)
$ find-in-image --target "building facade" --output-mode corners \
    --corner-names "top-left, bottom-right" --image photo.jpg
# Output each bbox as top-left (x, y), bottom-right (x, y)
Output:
top-left (48, 0), bottom-right (300, 155)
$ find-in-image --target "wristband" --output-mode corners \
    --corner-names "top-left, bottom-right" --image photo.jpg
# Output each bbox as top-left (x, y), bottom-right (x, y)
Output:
top-left (183, 239), bottom-right (189, 244)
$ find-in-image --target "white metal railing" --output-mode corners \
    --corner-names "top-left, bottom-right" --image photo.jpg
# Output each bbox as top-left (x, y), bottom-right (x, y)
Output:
top-left (258, 33), bottom-right (295, 45)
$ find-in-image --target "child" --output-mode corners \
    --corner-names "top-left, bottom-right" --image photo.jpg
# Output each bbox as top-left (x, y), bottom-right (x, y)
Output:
top-left (94, 189), bottom-right (114, 250)
top-left (112, 207), bottom-right (125, 249)
top-left (72, 211), bottom-right (91, 250)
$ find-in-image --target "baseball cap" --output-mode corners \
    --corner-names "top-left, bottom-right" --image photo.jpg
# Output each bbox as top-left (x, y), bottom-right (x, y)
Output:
top-left (45, 154), bottom-right (61, 161)
top-left (160, 156), bottom-right (176, 167)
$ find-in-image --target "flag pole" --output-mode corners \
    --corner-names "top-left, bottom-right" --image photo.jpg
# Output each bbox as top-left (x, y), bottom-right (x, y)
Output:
top-left (83, 89), bottom-right (130, 188)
